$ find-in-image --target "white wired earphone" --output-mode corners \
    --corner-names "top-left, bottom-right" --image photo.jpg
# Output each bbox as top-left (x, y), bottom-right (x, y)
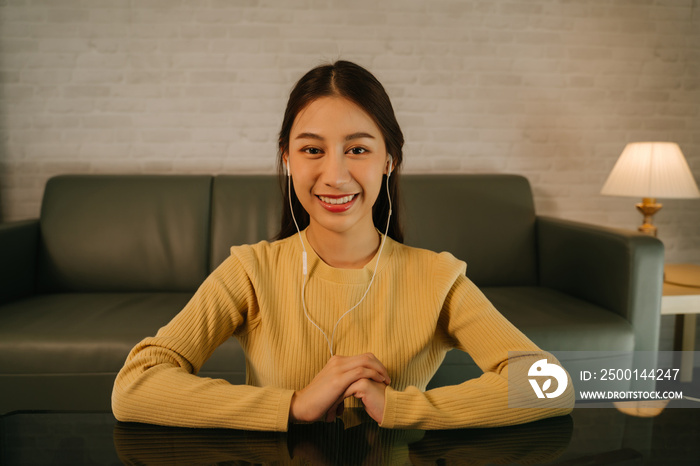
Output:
top-left (286, 155), bottom-right (394, 357)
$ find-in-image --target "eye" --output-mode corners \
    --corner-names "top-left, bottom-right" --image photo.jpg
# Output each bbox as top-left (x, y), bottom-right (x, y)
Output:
top-left (347, 147), bottom-right (368, 155)
top-left (302, 147), bottom-right (323, 156)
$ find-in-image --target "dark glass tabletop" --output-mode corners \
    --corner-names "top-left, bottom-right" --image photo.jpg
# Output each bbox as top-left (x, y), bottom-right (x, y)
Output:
top-left (1, 404), bottom-right (699, 465)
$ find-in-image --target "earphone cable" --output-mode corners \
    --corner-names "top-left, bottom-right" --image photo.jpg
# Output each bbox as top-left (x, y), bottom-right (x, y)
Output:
top-left (288, 174), bottom-right (332, 353)
top-left (328, 173), bottom-right (392, 355)
top-left (288, 162), bottom-right (393, 356)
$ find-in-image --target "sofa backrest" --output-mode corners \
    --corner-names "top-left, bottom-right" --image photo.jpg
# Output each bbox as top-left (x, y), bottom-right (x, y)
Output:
top-left (210, 175), bottom-right (282, 270)
top-left (401, 175), bottom-right (537, 286)
top-left (210, 174), bottom-right (537, 286)
top-left (36, 173), bottom-right (536, 291)
top-left (38, 175), bottom-right (212, 292)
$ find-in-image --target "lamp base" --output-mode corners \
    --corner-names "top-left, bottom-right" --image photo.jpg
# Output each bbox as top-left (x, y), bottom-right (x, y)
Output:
top-left (635, 197), bottom-right (662, 237)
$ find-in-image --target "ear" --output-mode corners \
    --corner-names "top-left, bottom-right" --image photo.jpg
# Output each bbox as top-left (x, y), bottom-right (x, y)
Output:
top-left (282, 152), bottom-right (290, 176)
top-left (385, 154), bottom-right (394, 176)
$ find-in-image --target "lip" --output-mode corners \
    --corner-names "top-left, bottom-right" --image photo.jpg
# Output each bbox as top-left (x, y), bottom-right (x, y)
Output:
top-left (316, 193), bottom-right (359, 213)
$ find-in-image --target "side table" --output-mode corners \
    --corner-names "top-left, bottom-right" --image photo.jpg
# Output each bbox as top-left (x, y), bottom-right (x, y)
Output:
top-left (661, 263), bottom-right (700, 382)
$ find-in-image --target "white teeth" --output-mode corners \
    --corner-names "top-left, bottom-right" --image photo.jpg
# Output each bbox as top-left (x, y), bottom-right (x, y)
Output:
top-left (318, 194), bottom-right (355, 205)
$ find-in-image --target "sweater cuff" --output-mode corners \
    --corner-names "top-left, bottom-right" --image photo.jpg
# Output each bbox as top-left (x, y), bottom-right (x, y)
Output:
top-left (276, 389), bottom-right (296, 432)
top-left (379, 385), bottom-right (398, 429)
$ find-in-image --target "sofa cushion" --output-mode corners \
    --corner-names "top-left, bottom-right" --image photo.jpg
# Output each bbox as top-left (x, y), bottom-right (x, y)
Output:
top-left (427, 286), bottom-right (635, 388)
top-left (482, 287), bottom-right (635, 352)
top-left (0, 293), bottom-right (245, 379)
top-left (37, 175), bottom-right (212, 292)
top-left (0, 293), bottom-right (191, 375)
top-left (401, 175), bottom-right (537, 287)
top-left (0, 292), bottom-right (246, 413)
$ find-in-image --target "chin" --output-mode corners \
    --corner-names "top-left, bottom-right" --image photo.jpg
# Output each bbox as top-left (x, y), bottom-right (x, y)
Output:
top-left (312, 219), bottom-right (359, 236)
top-left (311, 211), bottom-right (374, 235)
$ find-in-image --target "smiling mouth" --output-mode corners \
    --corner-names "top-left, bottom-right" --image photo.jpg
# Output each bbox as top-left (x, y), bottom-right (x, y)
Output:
top-left (316, 194), bottom-right (358, 205)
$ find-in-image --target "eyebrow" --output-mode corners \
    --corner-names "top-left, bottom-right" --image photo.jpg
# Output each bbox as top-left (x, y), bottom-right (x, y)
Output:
top-left (294, 132), bottom-right (376, 141)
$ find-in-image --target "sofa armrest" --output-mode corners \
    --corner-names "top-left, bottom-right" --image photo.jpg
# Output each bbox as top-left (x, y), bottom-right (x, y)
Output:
top-left (537, 216), bottom-right (664, 352)
top-left (0, 219), bottom-right (39, 304)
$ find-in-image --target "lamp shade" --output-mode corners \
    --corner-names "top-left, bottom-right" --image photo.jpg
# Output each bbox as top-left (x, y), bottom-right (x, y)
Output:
top-left (601, 142), bottom-right (700, 199)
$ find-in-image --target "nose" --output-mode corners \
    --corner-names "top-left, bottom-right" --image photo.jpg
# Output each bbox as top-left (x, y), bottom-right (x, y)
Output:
top-left (320, 149), bottom-right (351, 188)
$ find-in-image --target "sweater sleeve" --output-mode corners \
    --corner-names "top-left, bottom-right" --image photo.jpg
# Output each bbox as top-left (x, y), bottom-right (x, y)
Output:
top-left (380, 253), bottom-right (574, 430)
top-left (111, 253), bottom-right (295, 431)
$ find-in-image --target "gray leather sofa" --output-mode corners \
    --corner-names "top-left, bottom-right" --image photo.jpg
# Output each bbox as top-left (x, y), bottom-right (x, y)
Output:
top-left (0, 174), bottom-right (664, 414)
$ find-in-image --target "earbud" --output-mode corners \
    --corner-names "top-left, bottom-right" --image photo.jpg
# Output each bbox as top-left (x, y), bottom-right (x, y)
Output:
top-left (285, 161), bottom-right (291, 177)
top-left (386, 155), bottom-right (394, 178)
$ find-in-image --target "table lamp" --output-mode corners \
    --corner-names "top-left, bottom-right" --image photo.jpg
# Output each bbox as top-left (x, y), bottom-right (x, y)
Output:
top-left (601, 142), bottom-right (700, 237)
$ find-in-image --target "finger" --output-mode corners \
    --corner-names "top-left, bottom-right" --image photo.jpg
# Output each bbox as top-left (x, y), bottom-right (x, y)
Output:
top-left (337, 367), bottom-right (388, 390)
top-left (326, 402), bottom-right (341, 423)
top-left (343, 378), bottom-right (366, 400)
top-left (326, 394), bottom-right (346, 423)
top-left (336, 354), bottom-right (391, 384)
top-left (356, 353), bottom-right (391, 382)
top-left (343, 379), bottom-right (386, 424)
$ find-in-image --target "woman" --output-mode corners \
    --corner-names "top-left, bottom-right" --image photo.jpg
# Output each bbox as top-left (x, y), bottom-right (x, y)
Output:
top-left (112, 61), bottom-right (572, 431)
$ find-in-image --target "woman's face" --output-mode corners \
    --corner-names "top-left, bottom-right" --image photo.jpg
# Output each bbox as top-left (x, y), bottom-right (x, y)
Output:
top-left (285, 96), bottom-right (390, 238)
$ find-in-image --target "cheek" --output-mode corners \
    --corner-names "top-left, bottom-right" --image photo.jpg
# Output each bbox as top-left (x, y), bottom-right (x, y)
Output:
top-left (292, 178), bottom-right (312, 203)
top-left (291, 165), bottom-right (315, 189)
top-left (291, 169), bottom-right (321, 212)
top-left (360, 170), bottom-right (386, 199)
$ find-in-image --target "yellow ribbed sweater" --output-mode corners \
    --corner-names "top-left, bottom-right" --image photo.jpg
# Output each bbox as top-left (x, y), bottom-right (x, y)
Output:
top-left (112, 229), bottom-right (573, 431)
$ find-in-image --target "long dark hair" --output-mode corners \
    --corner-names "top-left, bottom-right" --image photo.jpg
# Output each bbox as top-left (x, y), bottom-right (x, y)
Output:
top-left (275, 60), bottom-right (404, 243)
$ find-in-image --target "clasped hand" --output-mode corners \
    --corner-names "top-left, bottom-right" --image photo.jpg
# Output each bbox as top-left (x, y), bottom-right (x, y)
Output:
top-left (289, 353), bottom-right (390, 424)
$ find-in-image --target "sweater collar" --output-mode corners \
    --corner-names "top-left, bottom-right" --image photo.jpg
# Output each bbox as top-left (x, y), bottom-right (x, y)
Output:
top-left (297, 227), bottom-right (395, 284)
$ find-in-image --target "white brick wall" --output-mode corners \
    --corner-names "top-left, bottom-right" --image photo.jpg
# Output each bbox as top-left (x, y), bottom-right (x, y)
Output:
top-left (0, 0), bottom-right (698, 265)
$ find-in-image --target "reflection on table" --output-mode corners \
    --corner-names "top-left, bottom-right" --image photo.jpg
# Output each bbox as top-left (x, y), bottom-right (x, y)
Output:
top-left (113, 409), bottom-right (573, 465)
